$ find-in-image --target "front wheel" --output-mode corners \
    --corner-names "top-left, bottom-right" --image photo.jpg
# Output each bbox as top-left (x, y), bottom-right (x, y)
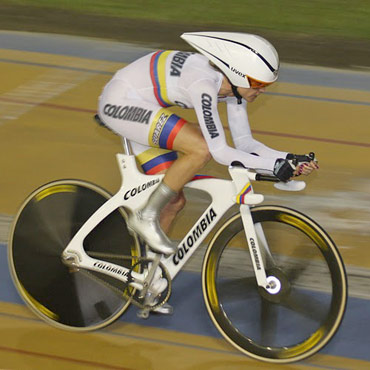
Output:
top-left (202, 205), bottom-right (347, 363)
top-left (9, 180), bottom-right (141, 331)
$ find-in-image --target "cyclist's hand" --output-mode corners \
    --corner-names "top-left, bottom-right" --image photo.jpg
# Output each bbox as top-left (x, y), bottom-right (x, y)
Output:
top-left (295, 160), bottom-right (319, 176)
top-left (286, 152), bottom-right (319, 177)
top-left (273, 158), bottom-right (296, 182)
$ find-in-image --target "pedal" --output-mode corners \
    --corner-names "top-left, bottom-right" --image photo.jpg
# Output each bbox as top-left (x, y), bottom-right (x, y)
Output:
top-left (152, 302), bottom-right (173, 315)
top-left (136, 302), bottom-right (174, 319)
top-left (136, 307), bottom-right (150, 319)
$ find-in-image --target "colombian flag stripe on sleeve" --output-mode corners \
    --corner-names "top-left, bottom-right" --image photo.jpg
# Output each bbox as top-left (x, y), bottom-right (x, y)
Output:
top-left (150, 50), bottom-right (172, 107)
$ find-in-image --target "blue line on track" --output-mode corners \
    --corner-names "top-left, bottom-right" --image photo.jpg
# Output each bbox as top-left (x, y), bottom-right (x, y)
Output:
top-left (1, 31), bottom-right (370, 92)
top-left (0, 57), bottom-right (369, 107)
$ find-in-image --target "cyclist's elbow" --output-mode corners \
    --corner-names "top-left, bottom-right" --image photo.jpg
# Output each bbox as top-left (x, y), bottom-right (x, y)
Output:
top-left (209, 148), bottom-right (230, 166)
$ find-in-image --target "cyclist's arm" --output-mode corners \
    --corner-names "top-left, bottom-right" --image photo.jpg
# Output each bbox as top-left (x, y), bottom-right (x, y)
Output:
top-left (189, 80), bottom-right (277, 174)
top-left (226, 97), bottom-right (288, 159)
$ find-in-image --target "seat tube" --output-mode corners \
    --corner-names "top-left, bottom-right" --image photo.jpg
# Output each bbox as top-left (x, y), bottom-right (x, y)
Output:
top-left (122, 137), bottom-right (132, 155)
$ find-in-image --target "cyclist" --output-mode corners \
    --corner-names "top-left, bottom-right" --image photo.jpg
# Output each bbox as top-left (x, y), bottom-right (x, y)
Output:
top-left (98, 31), bottom-right (318, 258)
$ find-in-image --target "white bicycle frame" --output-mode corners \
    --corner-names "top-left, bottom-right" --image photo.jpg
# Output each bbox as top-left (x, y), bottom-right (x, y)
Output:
top-left (62, 139), bottom-right (305, 294)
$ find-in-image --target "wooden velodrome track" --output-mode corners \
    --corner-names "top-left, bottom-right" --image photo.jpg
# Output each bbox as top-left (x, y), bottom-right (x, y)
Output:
top-left (0, 31), bottom-right (370, 369)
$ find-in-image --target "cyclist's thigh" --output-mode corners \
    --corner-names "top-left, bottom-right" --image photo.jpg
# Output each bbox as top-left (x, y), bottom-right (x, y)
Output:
top-left (98, 80), bottom-right (188, 150)
top-left (130, 121), bottom-right (207, 174)
top-left (170, 122), bottom-right (209, 155)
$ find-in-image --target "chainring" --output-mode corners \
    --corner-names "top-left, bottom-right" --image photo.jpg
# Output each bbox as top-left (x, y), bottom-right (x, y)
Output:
top-left (128, 257), bottom-right (172, 310)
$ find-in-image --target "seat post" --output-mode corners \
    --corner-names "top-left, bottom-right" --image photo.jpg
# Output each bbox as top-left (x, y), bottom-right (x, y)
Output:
top-left (122, 137), bottom-right (133, 155)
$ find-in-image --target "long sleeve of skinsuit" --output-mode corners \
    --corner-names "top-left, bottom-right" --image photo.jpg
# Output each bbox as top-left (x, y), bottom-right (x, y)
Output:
top-left (190, 79), bottom-right (287, 174)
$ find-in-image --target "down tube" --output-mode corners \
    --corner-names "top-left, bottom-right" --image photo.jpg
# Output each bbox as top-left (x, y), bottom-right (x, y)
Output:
top-left (165, 202), bottom-right (232, 279)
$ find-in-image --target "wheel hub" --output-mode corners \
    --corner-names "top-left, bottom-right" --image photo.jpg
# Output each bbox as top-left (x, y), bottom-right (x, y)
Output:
top-left (266, 275), bottom-right (282, 294)
top-left (259, 267), bottom-right (291, 303)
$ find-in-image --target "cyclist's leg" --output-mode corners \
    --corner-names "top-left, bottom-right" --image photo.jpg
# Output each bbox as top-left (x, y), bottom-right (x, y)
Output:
top-left (132, 120), bottom-right (212, 231)
top-left (141, 121), bottom-right (211, 254)
top-left (131, 124), bottom-right (211, 233)
top-left (157, 124), bottom-right (211, 232)
top-left (155, 122), bottom-right (212, 192)
top-left (132, 142), bottom-right (186, 233)
top-left (98, 87), bottom-right (211, 254)
top-left (144, 119), bottom-right (211, 237)
top-left (159, 191), bottom-right (186, 233)
top-left (98, 82), bottom-right (209, 176)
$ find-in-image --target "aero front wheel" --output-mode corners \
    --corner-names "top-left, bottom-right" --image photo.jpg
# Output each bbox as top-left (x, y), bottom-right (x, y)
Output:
top-left (202, 205), bottom-right (347, 363)
top-left (9, 180), bottom-right (140, 331)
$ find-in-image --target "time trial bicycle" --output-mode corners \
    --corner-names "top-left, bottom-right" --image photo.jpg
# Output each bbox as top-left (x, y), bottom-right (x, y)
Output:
top-left (8, 119), bottom-right (347, 363)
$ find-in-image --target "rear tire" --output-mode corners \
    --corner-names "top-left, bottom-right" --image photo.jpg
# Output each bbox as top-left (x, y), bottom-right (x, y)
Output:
top-left (9, 180), bottom-right (140, 331)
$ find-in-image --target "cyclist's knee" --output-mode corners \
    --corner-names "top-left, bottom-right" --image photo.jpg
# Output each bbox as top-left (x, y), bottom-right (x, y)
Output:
top-left (198, 142), bottom-right (212, 165)
top-left (188, 138), bottom-right (212, 167)
top-left (174, 123), bottom-right (212, 166)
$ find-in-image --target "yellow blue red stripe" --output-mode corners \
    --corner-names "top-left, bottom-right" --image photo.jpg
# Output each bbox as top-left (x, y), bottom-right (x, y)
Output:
top-left (159, 115), bottom-right (187, 149)
top-left (137, 148), bottom-right (178, 174)
top-left (150, 50), bottom-right (172, 107)
top-left (149, 109), bottom-right (187, 149)
top-left (236, 182), bottom-right (252, 204)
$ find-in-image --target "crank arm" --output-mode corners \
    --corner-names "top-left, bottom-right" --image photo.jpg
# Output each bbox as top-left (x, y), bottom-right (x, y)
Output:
top-left (137, 254), bottom-right (162, 299)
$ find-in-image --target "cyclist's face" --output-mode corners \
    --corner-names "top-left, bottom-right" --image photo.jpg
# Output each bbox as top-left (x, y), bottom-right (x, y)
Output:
top-left (219, 77), bottom-right (267, 102)
top-left (237, 86), bottom-right (266, 102)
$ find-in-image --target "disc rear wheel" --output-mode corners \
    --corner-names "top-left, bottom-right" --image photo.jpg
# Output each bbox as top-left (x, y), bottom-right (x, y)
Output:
top-left (9, 180), bottom-right (140, 331)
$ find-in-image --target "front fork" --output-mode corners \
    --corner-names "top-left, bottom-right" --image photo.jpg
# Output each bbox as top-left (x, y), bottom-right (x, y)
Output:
top-left (239, 205), bottom-right (276, 292)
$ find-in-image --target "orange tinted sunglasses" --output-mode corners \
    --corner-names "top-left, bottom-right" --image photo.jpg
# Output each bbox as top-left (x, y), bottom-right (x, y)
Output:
top-left (247, 76), bottom-right (272, 89)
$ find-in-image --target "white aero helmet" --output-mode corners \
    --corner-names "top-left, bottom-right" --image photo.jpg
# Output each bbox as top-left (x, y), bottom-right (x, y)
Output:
top-left (180, 31), bottom-right (279, 88)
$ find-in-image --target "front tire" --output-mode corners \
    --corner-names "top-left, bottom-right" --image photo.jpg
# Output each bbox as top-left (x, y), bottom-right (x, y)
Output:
top-left (202, 205), bottom-right (347, 363)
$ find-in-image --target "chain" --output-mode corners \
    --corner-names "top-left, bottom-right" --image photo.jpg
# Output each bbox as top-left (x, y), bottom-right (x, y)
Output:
top-left (77, 269), bottom-right (131, 299)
